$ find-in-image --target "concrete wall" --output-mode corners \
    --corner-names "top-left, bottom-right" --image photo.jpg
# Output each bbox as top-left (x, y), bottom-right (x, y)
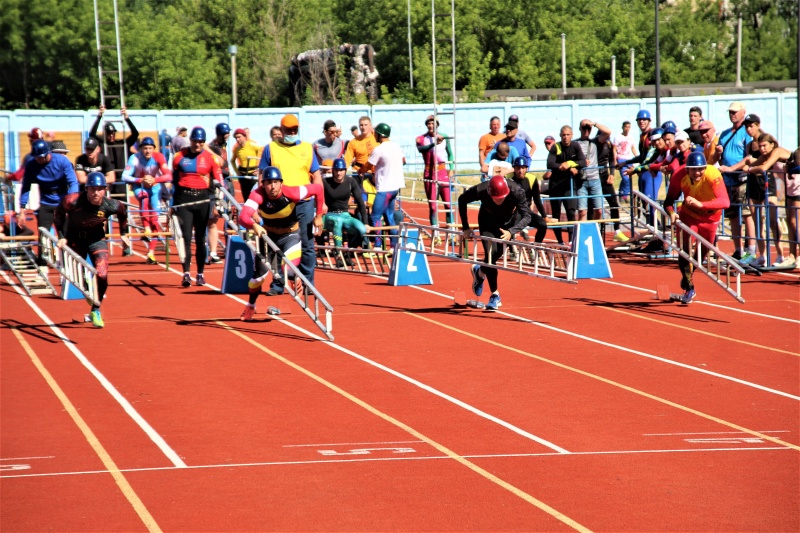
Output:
top-left (3, 92), bottom-right (796, 172)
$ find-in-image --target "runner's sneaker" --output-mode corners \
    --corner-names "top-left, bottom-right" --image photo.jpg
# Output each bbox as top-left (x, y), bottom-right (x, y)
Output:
top-left (207, 253), bottom-right (222, 264)
top-left (751, 256), bottom-right (766, 268)
top-left (774, 254), bottom-right (796, 268)
top-left (731, 250), bottom-right (742, 261)
top-left (90, 309), bottom-right (104, 328)
top-left (680, 288), bottom-right (696, 305)
top-left (196, 273), bottom-right (206, 286)
top-left (122, 247), bottom-right (133, 257)
top-left (181, 273), bottom-right (191, 287)
top-left (486, 292), bottom-right (502, 311)
top-left (471, 264), bottom-right (485, 297)
top-left (240, 304), bottom-right (256, 321)
top-left (738, 251), bottom-right (756, 266)
top-left (613, 230), bottom-right (629, 243)
top-left (146, 252), bottom-right (157, 265)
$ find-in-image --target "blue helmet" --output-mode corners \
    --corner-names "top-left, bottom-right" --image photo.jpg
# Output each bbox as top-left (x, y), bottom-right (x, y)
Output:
top-left (86, 171), bottom-right (107, 187)
top-left (649, 127), bottom-right (665, 141)
top-left (190, 127), bottom-right (206, 142)
top-left (661, 121), bottom-right (677, 134)
top-left (686, 152), bottom-right (707, 168)
top-left (261, 166), bottom-right (283, 182)
top-left (215, 123), bottom-right (231, 136)
top-left (140, 136), bottom-right (156, 147)
top-left (636, 110), bottom-right (651, 121)
top-left (332, 158), bottom-right (347, 171)
top-left (31, 139), bottom-right (50, 157)
top-left (512, 156), bottom-right (528, 168)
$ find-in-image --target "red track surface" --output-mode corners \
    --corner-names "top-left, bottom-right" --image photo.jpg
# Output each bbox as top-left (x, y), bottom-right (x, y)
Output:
top-left (2, 206), bottom-right (799, 532)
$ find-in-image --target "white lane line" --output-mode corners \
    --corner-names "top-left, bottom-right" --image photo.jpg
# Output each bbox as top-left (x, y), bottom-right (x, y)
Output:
top-left (151, 260), bottom-right (572, 455)
top-left (1, 272), bottom-right (187, 468)
top-left (1, 446), bottom-right (791, 480)
top-left (0, 456), bottom-right (55, 461)
top-left (643, 430), bottom-right (791, 436)
top-left (284, 440), bottom-right (424, 448)
top-left (594, 278), bottom-right (800, 324)
top-left (409, 285), bottom-right (800, 401)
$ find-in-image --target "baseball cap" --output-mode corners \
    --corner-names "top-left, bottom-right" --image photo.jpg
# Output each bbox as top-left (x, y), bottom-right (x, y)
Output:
top-left (674, 131), bottom-right (690, 142)
top-left (425, 114), bottom-right (439, 125)
top-left (544, 135), bottom-right (556, 143)
top-left (51, 140), bottom-right (69, 154)
top-left (281, 114), bottom-right (299, 128)
top-left (233, 128), bottom-right (246, 137)
top-left (505, 121), bottom-right (518, 131)
top-left (509, 114), bottom-right (519, 122)
top-left (698, 121), bottom-right (715, 131)
top-left (743, 113), bottom-right (761, 125)
top-left (84, 137), bottom-right (99, 151)
top-left (728, 101), bottom-right (746, 112)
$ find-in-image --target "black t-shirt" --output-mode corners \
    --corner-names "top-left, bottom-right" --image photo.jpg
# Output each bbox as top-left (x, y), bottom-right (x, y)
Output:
top-left (74, 153), bottom-right (114, 191)
top-left (684, 127), bottom-right (704, 146)
top-left (323, 176), bottom-right (367, 221)
top-left (458, 179), bottom-right (531, 234)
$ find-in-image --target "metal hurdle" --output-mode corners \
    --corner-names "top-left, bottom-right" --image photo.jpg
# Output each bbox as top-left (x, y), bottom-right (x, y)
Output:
top-left (38, 229), bottom-right (101, 307)
top-left (398, 222), bottom-right (579, 283)
top-left (213, 184), bottom-right (335, 341)
top-left (630, 191), bottom-right (746, 303)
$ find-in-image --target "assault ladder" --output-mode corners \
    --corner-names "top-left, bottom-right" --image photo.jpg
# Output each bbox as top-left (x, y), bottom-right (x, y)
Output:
top-left (93, 0), bottom-right (127, 155)
top-left (0, 240), bottom-right (57, 297)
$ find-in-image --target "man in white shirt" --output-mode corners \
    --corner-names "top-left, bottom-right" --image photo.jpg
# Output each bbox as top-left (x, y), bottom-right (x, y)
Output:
top-left (364, 122), bottom-right (406, 249)
top-left (613, 120), bottom-right (638, 200)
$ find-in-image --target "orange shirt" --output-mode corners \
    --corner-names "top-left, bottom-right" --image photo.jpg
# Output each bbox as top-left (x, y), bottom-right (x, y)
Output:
top-left (666, 165), bottom-right (729, 222)
top-left (344, 134), bottom-right (377, 173)
top-left (704, 135), bottom-right (720, 165)
top-left (479, 132), bottom-right (505, 161)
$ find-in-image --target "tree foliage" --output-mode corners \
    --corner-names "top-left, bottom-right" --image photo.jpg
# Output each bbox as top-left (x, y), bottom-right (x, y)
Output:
top-left (0, 0), bottom-right (796, 110)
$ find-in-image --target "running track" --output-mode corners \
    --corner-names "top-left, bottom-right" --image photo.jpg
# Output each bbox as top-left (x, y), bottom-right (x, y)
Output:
top-left (1, 208), bottom-right (798, 532)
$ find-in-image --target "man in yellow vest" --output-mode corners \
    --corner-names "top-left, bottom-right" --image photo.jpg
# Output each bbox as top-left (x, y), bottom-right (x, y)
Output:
top-left (258, 114), bottom-right (323, 293)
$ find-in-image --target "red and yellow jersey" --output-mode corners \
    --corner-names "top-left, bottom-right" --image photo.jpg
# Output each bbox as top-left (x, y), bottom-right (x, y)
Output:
top-left (664, 165), bottom-right (729, 222)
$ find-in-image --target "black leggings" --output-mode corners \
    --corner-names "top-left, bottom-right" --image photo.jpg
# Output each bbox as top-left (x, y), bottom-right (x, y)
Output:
top-left (478, 227), bottom-right (510, 294)
top-left (174, 189), bottom-right (210, 274)
top-left (547, 179), bottom-right (577, 243)
top-left (36, 204), bottom-right (58, 261)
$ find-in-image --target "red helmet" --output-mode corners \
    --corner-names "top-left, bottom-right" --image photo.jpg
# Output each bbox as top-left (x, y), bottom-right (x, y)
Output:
top-left (488, 175), bottom-right (510, 199)
top-left (28, 127), bottom-right (44, 140)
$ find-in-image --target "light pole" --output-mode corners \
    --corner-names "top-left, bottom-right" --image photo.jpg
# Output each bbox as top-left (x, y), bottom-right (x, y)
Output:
top-left (407, 0), bottom-right (413, 89)
top-left (561, 33), bottom-right (567, 95)
top-left (611, 55), bottom-right (618, 92)
top-left (654, 0), bottom-right (661, 125)
top-left (228, 45), bottom-right (238, 109)
top-left (735, 14), bottom-right (743, 88)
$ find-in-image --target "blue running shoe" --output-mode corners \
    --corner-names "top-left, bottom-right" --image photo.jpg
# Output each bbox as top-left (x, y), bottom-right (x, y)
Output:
top-left (681, 288), bottom-right (695, 305)
top-left (471, 264), bottom-right (484, 297)
top-left (486, 292), bottom-right (501, 311)
top-left (90, 309), bottom-right (104, 328)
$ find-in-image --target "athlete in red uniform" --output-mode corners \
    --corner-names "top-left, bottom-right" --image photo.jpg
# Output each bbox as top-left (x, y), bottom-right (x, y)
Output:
top-left (171, 127), bottom-right (223, 287)
top-left (663, 152), bottom-right (730, 304)
top-left (238, 166), bottom-right (324, 321)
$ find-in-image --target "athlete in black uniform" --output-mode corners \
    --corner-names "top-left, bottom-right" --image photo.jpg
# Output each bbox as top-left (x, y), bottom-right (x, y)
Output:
top-left (511, 157), bottom-right (548, 243)
top-left (458, 175), bottom-right (532, 311)
top-left (54, 172), bottom-right (128, 328)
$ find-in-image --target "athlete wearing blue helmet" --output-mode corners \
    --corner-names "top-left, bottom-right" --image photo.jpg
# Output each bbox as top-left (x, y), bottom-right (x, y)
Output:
top-left (139, 136), bottom-right (156, 148)
top-left (685, 152), bottom-right (707, 168)
top-left (649, 127), bottom-right (665, 141)
top-left (661, 120), bottom-right (677, 133)
top-left (190, 127), bottom-right (206, 142)
top-left (636, 110), bottom-right (651, 121)
top-left (31, 139), bottom-right (50, 157)
top-left (512, 156), bottom-right (528, 168)
top-left (215, 123), bottom-right (231, 137)
top-left (261, 166), bottom-right (283, 182)
top-left (85, 171), bottom-right (107, 188)
top-left (332, 158), bottom-right (347, 171)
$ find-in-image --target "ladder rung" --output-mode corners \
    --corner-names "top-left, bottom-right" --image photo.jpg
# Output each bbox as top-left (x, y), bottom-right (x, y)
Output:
top-left (99, 45), bottom-right (119, 51)
top-left (435, 110), bottom-right (455, 115)
top-left (436, 62), bottom-right (451, 67)
top-left (434, 13), bottom-right (452, 17)
top-left (98, 20), bottom-right (115, 24)
top-left (104, 95), bottom-right (121, 100)
top-left (101, 70), bottom-right (119, 76)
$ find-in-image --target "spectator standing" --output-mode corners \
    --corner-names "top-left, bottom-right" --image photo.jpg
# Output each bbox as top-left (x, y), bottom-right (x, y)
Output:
top-left (322, 158), bottom-right (369, 265)
top-left (159, 129), bottom-right (172, 162)
top-left (313, 120), bottom-right (346, 165)
top-left (258, 114), bottom-right (322, 293)
top-left (171, 126), bottom-right (189, 155)
top-left (717, 101), bottom-right (754, 263)
top-left (231, 128), bottom-right (263, 203)
top-left (344, 116), bottom-right (378, 179)
top-left (613, 121), bottom-right (638, 201)
top-left (684, 106), bottom-right (705, 145)
top-left (507, 114), bottom-right (537, 159)
top-left (510, 157), bottom-right (548, 243)
top-left (502, 120), bottom-right (531, 167)
top-left (699, 121), bottom-right (720, 165)
top-left (574, 120), bottom-right (612, 222)
top-left (478, 117), bottom-right (505, 180)
top-left (364, 123), bottom-right (405, 249)
top-left (416, 115), bottom-right (455, 231)
top-left (545, 125), bottom-right (586, 244)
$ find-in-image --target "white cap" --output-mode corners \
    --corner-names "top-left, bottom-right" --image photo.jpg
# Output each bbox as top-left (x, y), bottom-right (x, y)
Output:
top-left (674, 131), bottom-right (690, 142)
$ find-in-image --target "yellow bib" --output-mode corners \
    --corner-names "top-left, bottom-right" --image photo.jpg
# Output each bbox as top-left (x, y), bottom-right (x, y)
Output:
top-left (270, 141), bottom-right (314, 186)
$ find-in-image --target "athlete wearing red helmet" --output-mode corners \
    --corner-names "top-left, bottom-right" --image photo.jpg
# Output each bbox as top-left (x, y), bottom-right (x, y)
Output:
top-left (458, 174), bottom-right (532, 310)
